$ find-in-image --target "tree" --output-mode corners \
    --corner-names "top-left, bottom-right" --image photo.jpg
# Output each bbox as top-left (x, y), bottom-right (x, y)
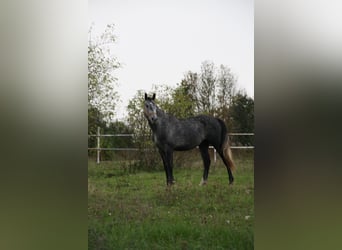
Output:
top-left (127, 89), bottom-right (151, 142)
top-left (180, 71), bottom-right (200, 113)
top-left (198, 61), bottom-right (216, 115)
top-left (179, 61), bottom-right (238, 119)
top-left (169, 83), bottom-right (196, 118)
top-left (228, 91), bottom-right (254, 145)
top-left (88, 107), bottom-right (103, 150)
top-left (88, 24), bottom-right (120, 128)
top-left (216, 64), bottom-right (237, 124)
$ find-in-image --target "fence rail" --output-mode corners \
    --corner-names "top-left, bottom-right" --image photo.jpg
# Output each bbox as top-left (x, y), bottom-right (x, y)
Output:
top-left (88, 127), bottom-right (254, 164)
top-left (88, 133), bottom-right (254, 137)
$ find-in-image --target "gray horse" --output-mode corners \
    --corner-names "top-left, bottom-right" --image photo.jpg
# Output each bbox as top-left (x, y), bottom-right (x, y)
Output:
top-left (144, 93), bottom-right (235, 186)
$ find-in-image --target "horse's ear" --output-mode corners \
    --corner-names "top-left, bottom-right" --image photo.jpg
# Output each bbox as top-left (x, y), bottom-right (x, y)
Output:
top-left (145, 93), bottom-right (148, 100)
top-left (152, 93), bottom-right (156, 100)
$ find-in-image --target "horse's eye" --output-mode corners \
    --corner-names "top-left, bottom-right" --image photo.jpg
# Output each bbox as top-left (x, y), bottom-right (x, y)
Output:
top-left (145, 104), bottom-right (149, 108)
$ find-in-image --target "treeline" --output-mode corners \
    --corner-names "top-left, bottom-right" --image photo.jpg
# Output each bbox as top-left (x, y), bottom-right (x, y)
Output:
top-left (88, 61), bottom-right (254, 162)
top-left (126, 61), bottom-right (254, 152)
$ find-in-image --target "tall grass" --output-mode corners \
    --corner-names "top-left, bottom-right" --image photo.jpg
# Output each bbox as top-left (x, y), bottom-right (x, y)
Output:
top-left (88, 151), bottom-right (254, 249)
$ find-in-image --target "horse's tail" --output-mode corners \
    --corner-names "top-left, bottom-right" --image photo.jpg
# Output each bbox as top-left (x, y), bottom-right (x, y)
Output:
top-left (223, 137), bottom-right (236, 172)
top-left (218, 119), bottom-right (236, 172)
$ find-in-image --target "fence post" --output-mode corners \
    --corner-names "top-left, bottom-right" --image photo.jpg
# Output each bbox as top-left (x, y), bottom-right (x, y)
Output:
top-left (96, 126), bottom-right (100, 164)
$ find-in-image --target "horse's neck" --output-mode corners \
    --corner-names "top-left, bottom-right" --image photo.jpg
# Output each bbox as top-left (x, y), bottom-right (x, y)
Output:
top-left (157, 108), bottom-right (178, 121)
top-left (156, 107), bottom-right (165, 117)
top-left (148, 120), bottom-right (157, 131)
top-left (149, 108), bottom-right (168, 132)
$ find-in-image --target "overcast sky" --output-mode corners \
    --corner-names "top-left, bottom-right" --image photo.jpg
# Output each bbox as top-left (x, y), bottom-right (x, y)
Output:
top-left (89, 0), bottom-right (254, 120)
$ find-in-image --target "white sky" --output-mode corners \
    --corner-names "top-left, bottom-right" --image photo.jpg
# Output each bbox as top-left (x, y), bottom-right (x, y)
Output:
top-left (89, 0), bottom-right (254, 120)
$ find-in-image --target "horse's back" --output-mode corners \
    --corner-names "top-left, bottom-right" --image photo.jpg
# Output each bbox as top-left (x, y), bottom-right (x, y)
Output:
top-left (191, 115), bottom-right (224, 147)
top-left (191, 115), bottom-right (222, 131)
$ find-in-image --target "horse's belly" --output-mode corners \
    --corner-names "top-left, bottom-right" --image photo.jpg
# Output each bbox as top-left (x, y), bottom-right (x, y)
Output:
top-left (173, 138), bottom-right (201, 151)
top-left (174, 144), bottom-right (196, 151)
top-left (172, 131), bottom-right (204, 151)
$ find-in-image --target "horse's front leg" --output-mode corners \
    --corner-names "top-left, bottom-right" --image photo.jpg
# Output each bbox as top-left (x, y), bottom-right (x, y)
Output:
top-left (166, 147), bottom-right (175, 185)
top-left (158, 147), bottom-right (175, 186)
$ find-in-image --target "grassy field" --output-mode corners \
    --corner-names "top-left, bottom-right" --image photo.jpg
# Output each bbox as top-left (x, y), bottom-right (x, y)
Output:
top-left (88, 152), bottom-right (254, 249)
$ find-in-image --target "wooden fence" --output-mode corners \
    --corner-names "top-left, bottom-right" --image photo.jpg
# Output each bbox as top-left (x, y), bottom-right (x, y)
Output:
top-left (88, 127), bottom-right (254, 164)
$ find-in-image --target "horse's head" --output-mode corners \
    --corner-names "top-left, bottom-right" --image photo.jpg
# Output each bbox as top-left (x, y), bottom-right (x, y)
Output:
top-left (144, 93), bottom-right (158, 123)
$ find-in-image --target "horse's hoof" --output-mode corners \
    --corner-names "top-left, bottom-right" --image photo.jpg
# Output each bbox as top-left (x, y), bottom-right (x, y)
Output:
top-left (167, 180), bottom-right (175, 186)
top-left (199, 179), bottom-right (207, 186)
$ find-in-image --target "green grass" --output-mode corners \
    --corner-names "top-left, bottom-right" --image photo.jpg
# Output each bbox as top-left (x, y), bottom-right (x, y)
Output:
top-left (88, 153), bottom-right (254, 249)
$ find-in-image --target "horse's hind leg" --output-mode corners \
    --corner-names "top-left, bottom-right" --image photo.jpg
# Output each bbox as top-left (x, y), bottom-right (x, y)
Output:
top-left (199, 143), bottom-right (210, 185)
top-left (217, 149), bottom-right (234, 185)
